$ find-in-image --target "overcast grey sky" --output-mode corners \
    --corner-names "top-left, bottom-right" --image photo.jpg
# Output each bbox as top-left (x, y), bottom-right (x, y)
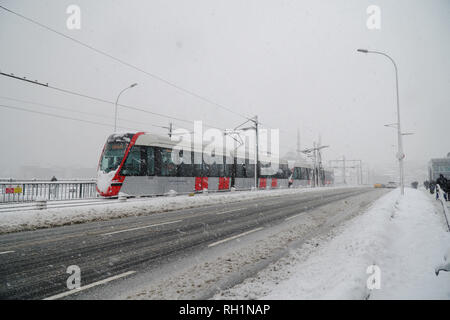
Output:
top-left (0, 0), bottom-right (449, 178)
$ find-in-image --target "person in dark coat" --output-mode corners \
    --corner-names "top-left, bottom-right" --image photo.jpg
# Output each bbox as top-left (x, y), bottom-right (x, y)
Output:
top-left (436, 174), bottom-right (449, 201)
top-left (429, 180), bottom-right (436, 195)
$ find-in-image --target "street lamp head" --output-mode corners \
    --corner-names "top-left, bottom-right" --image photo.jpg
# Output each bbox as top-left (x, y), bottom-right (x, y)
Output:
top-left (130, 83), bottom-right (138, 88)
top-left (357, 49), bottom-right (369, 53)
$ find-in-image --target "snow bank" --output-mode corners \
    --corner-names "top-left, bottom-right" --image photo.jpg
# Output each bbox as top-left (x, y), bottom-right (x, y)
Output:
top-left (0, 186), bottom-right (348, 234)
top-left (218, 188), bottom-right (450, 299)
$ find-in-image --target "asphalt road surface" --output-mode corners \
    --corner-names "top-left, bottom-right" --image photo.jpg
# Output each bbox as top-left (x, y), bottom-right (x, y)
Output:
top-left (0, 187), bottom-right (387, 299)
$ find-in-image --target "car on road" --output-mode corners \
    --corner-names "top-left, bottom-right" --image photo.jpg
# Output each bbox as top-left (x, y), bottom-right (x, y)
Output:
top-left (386, 181), bottom-right (397, 188)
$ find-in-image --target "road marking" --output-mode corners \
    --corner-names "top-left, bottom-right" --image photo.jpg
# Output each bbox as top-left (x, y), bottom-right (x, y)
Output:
top-left (285, 213), bottom-right (305, 221)
top-left (101, 220), bottom-right (182, 236)
top-left (208, 227), bottom-right (263, 247)
top-left (0, 250), bottom-right (15, 255)
top-left (216, 207), bottom-right (248, 215)
top-left (43, 271), bottom-right (136, 300)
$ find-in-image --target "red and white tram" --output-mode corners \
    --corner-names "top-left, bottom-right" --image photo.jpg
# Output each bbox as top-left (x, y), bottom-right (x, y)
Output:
top-left (96, 132), bottom-right (327, 197)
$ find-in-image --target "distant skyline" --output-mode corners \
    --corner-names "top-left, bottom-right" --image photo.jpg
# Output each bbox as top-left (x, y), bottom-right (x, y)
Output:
top-left (1, 0), bottom-right (449, 179)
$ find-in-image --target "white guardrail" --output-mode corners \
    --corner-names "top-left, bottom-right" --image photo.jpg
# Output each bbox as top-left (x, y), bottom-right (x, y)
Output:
top-left (436, 184), bottom-right (450, 232)
top-left (0, 180), bottom-right (98, 204)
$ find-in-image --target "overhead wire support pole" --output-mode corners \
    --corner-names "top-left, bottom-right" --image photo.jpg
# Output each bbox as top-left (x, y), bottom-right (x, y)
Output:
top-left (226, 115), bottom-right (259, 189)
top-left (254, 115), bottom-right (259, 190)
top-left (300, 143), bottom-right (329, 188)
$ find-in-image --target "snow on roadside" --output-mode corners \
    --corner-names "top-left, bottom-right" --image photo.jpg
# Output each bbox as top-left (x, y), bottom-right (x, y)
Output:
top-left (215, 188), bottom-right (450, 300)
top-left (0, 186), bottom-right (350, 234)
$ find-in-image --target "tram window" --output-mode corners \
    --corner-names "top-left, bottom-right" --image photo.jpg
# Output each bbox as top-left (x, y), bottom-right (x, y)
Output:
top-left (281, 164), bottom-right (290, 179)
top-left (121, 146), bottom-right (146, 176)
top-left (236, 158), bottom-right (245, 178)
top-left (100, 142), bottom-right (127, 173)
top-left (303, 168), bottom-right (311, 180)
top-left (173, 149), bottom-right (192, 177)
top-left (159, 148), bottom-right (177, 176)
top-left (209, 162), bottom-right (219, 177)
top-left (202, 161), bottom-right (211, 177)
top-left (274, 167), bottom-right (282, 179)
top-left (177, 162), bottom-right (193, 177)
top-left (147, 147), bottom-right (155, 176)
top-left (193, 164), bottom-right (202, 177)
top-left (293, 167), bottom-right (300, 179)
top-left (192, 151), bottom-right (202, 176)
top-left (224, 157), bottom-right (232, 176)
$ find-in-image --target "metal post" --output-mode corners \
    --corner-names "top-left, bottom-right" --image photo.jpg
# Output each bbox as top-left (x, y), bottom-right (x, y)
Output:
top-left (357, 49), bottom-right (404, 195)
top-left (343, 156), bottom-right (346, 185)
top-left (254, 115), bottom-right (259, 189)
top-left (114, 83), bottom-right (138, 132)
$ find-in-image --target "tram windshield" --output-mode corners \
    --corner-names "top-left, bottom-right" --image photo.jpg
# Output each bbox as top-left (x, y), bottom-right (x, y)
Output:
top-left (99, 141), bottom-right (128, 173)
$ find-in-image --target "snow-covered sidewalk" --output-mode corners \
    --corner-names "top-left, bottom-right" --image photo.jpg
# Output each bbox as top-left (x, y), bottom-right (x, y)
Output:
top-left (0, 186), bottom-right (349, 234)
top-left (216, 188), bottom-right (450, 299)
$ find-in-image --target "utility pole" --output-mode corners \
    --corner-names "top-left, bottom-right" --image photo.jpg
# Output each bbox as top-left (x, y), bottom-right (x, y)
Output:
top-left (225, 115), bottom-right (259, 189)
top-left (343, 156), bottom-right (346, 184)
top-left (358, 160), bottom-right (363, 185)
top-left (254, 115), bottom-right (259, 189)
top-left (300, 142), bottom-right (329, 188)
top-left (357, 49), bottom-right (404, 195)
top-left (114, 83), bottom-right (138, 132)
top-left (313, 142), bottom-right (317, 187)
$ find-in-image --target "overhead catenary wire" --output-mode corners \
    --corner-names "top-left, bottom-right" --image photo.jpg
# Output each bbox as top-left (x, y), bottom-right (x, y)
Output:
top-left (0, 4), bottom-right (252, 121)
top-left (0, 71), bottom-right (227, 132)
top-left (0, 5), bottom-right (319, 151)
top-left (0, 6), bottom-right (315, 146)
top-left (0, 103), bottom-right (147, 132)
top-left (0, 71), bottom-right (317, 153)
top-left (0, 95), bottom-right (173, 130)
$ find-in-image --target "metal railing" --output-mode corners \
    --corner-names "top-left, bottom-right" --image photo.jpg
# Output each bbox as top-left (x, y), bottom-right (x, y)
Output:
top-left (436, 184), bottom-right (450, 232)
top-left (0, 180), bottom-right (98, 203)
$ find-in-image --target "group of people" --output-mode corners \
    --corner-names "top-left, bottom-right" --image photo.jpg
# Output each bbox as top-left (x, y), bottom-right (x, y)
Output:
top-left (424, 174), bottom-right (449, 201)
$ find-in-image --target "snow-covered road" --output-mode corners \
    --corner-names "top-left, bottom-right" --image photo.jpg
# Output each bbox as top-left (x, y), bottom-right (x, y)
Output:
top-left (0, 186), bottom-right (384, 299)
top-left (214, 188), bottom-right (450, 300)
top-left (0, 186), bottom-right (358, 234)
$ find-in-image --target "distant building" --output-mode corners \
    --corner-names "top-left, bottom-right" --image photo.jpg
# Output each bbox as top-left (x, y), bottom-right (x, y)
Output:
top-left (428, 153), bottom-right (450, 181)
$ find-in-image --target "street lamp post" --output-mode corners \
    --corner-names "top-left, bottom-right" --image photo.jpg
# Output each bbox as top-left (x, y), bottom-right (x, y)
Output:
top-left (357, 49), bottom-right (404, 195)
top-left (114, 83), bottom-right (138, 132)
